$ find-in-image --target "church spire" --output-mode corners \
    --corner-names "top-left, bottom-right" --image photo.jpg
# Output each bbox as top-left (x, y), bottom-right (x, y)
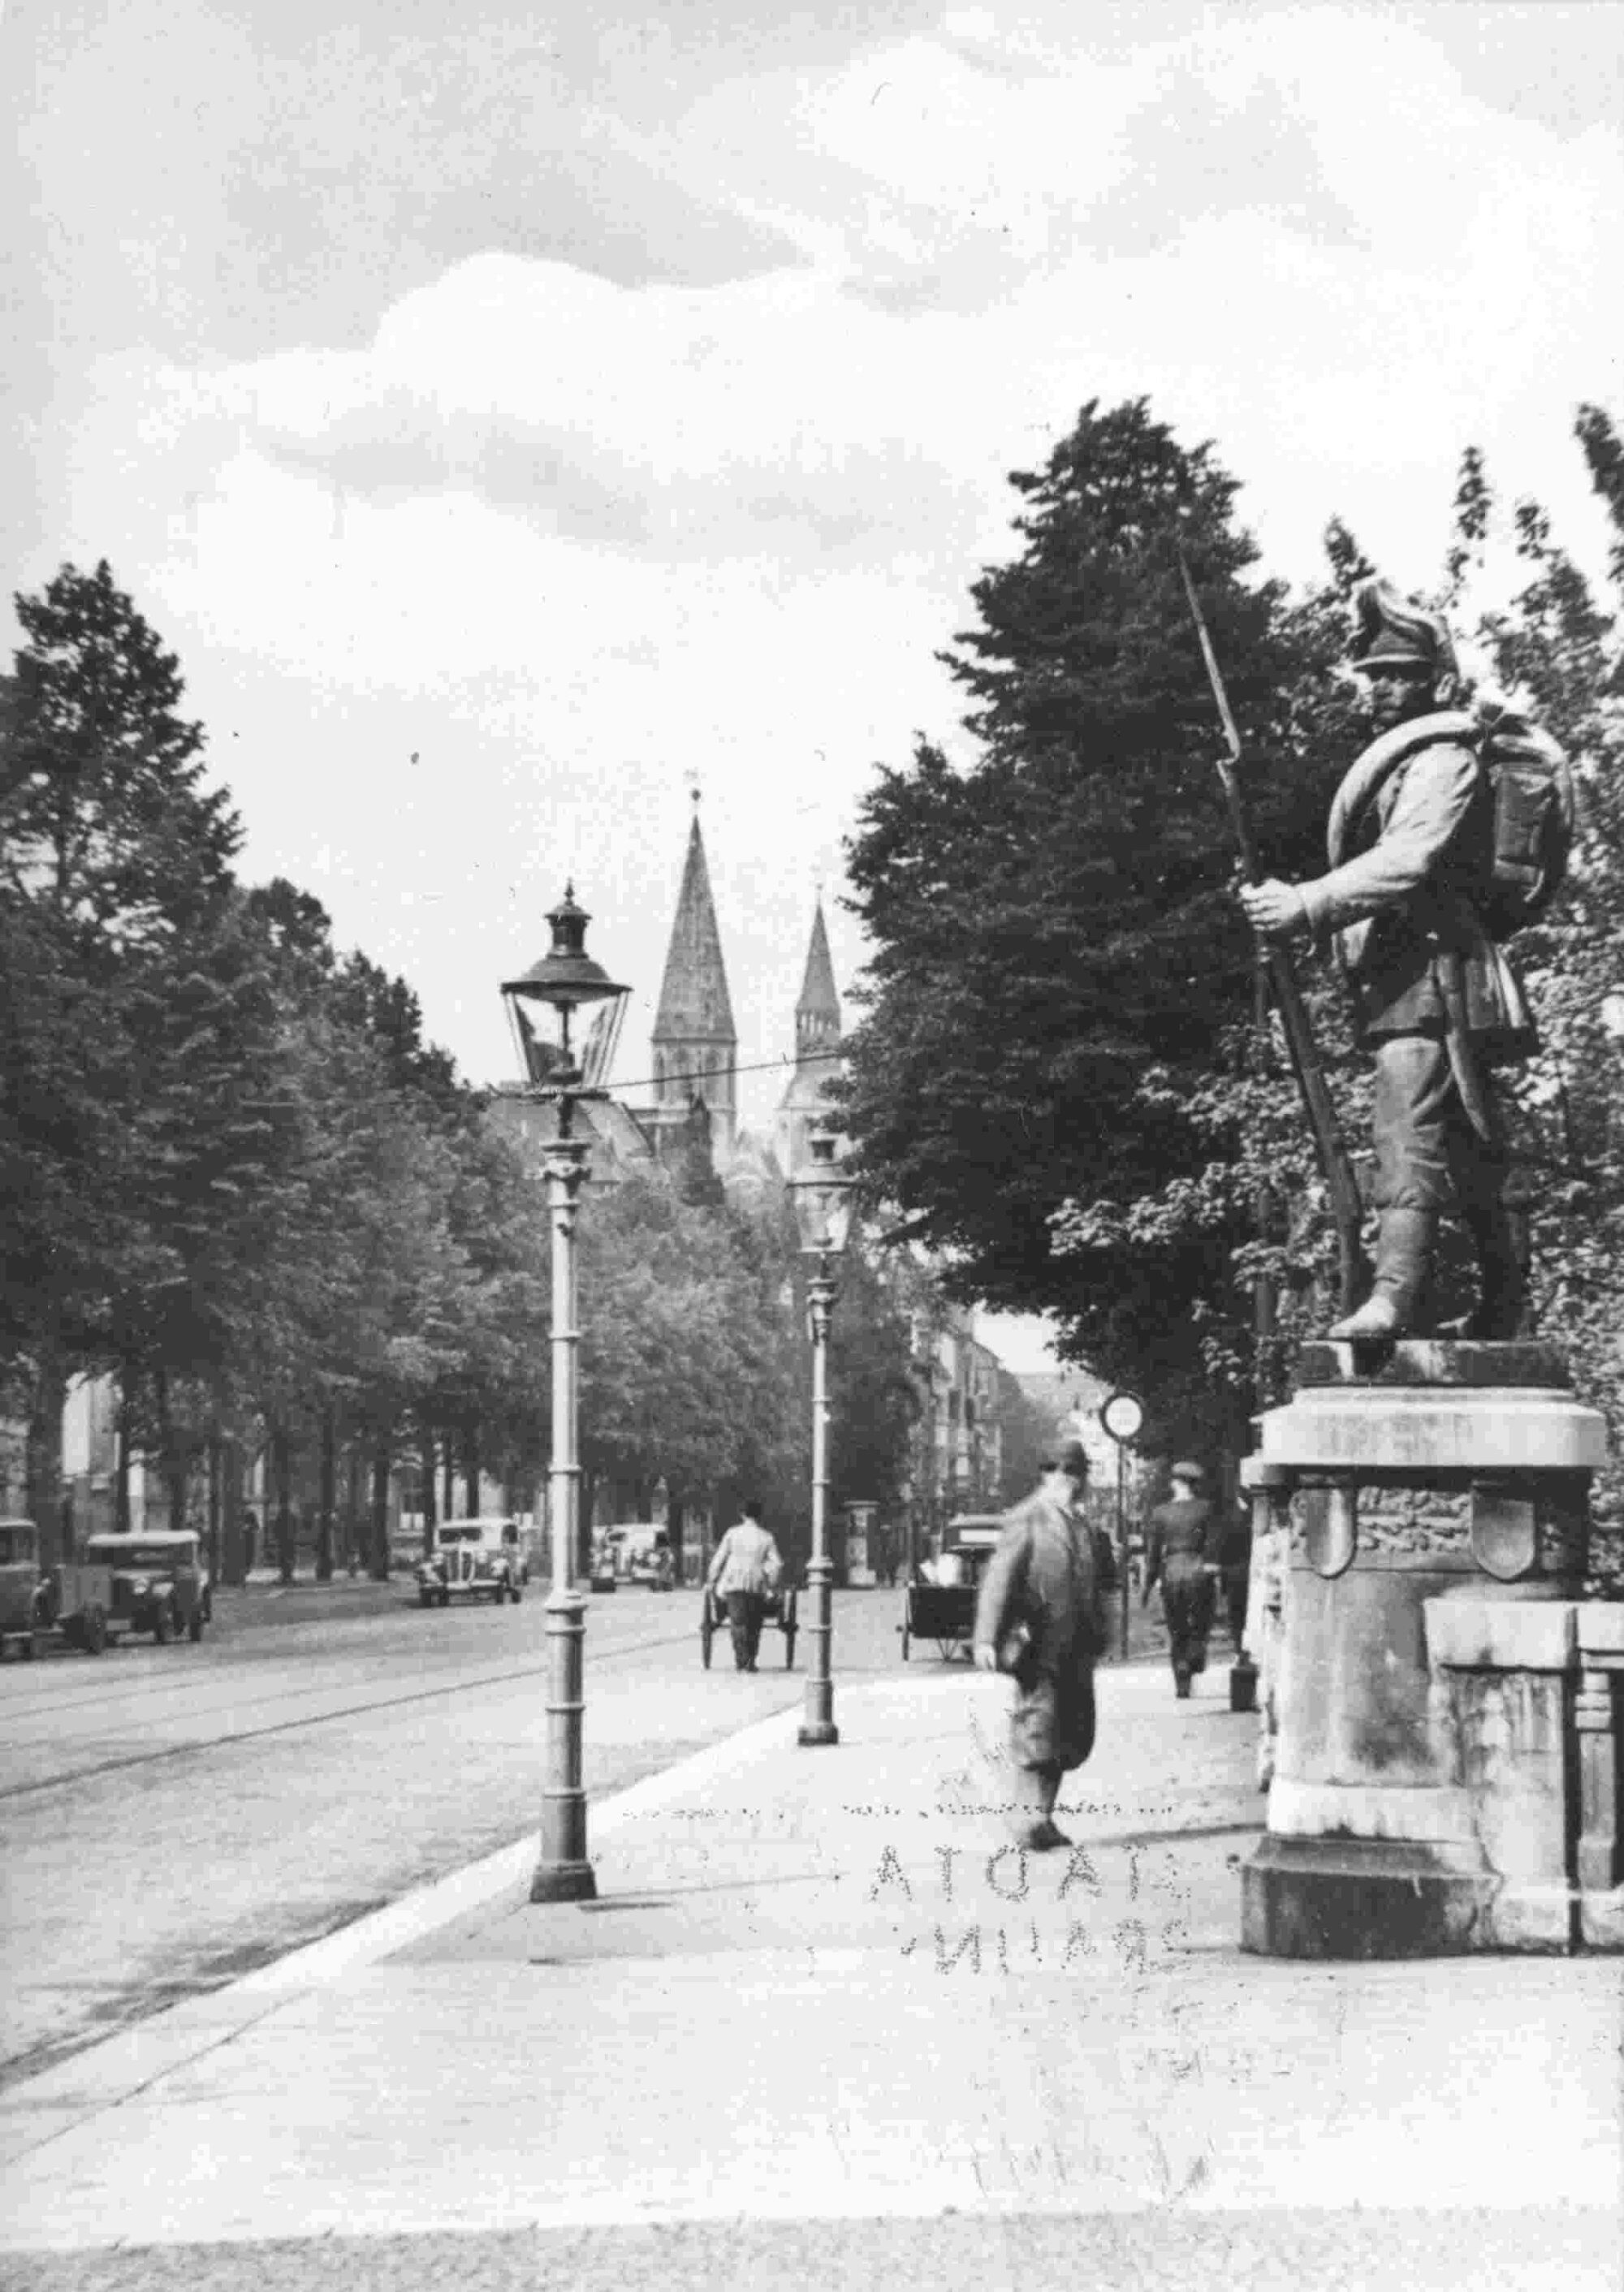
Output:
top-left (650, 803), bottom-right (736, 1157)
top-left (776, 898), bottom-right (842, 1179)
top-left (795, 898), bottom-right (840, 1067)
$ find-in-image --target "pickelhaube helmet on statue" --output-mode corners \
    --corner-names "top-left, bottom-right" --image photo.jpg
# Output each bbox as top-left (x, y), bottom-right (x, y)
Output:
top-left (1349, 580), bottom-right (1459, 686)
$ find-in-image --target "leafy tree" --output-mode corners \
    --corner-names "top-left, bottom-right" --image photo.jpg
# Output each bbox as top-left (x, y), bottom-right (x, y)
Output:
top-left (0, 564), bottom-right (244, 1540)
top-left (1, 561), bottom-right (238, 948)
top-left (841, 399), bottom-right (1359, 1449)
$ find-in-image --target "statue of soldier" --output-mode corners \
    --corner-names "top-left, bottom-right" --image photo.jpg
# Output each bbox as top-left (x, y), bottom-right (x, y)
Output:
top-left (1238, 582), bottom-right (1535, 1341)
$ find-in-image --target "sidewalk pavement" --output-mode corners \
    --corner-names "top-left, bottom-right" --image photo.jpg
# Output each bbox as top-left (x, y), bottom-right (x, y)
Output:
top-left (2, 1658), bottom-right (1619, 2291)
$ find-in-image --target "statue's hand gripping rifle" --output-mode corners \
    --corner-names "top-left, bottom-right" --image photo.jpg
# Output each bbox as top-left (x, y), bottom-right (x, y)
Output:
top-left (1176, 544), bottom-right (1367, 1318)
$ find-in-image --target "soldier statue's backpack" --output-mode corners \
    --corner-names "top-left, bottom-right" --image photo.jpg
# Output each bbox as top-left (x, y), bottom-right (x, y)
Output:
top-left (1472, 701), bottom-right (1575, 939)
top-left (1329, 703), bottom-right (1574, 939)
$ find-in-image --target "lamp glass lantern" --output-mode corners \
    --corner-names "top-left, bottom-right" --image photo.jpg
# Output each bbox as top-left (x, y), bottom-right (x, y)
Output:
top-left (501, 883), bottom-right (626, 1088)
top-left (791, 1124), bottom-right (855, 1259)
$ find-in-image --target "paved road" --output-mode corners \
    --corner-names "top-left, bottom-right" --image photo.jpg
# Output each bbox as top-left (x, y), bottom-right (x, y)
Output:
top-left (0, 1582), bottom-right (913, 2087)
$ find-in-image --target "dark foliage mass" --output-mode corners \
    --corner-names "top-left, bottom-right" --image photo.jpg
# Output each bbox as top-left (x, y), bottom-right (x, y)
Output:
top-left (841, 400), bottom-right (1363, 1448)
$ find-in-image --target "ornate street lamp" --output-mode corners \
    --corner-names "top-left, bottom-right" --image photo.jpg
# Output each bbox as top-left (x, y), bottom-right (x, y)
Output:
top-left (790, 1120), bottom-right (855, 1747)
top-left (502, 884), bottom-right (626, 1903)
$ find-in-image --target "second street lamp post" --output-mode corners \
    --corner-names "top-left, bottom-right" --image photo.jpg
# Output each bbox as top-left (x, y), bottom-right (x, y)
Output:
top-left (791, 1123), bottom-right (854, 1748)
top-left (502, 884), bottom-right (626, 1904)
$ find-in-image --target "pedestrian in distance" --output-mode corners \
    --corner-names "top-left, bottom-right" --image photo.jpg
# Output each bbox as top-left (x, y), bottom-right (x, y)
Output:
top-left (1142, 1461), bottom-right (1220, 1698)
top-left (972, 1442), bottom-right (1113, 1854)
top-left (705, 1500), bottom-right (783, 1673)
top-left (1239, 581), bottom-right (1544, 1341)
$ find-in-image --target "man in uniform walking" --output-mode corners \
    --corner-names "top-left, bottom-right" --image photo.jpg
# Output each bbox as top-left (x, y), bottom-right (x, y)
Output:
top-left (1239, 581), bottom-right (1535, 1340)
top-left (705, 1500), bottom-right (783, 1673)
top-left (973, 1443), bottom-right (1112, 1852)
top-left (1142, 1461), bottom-right (1220, 1698)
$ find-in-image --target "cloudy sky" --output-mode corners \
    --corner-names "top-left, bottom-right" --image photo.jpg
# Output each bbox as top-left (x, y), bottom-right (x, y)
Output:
top-left (5, 2), bottom-right (1621, 1365)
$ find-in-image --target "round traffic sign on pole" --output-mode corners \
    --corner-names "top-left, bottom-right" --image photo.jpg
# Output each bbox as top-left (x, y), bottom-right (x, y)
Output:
top-left (1100, 1391), bottom-right (1143, 1444)
top-left (1098, 1392), bottom-right (1142, 1661)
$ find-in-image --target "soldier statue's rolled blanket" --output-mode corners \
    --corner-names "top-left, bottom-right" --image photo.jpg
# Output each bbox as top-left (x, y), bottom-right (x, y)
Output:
top-left (972, 1444), bottom-right (1116, 1854)
top-left (1238, 580), bottom-right (1565, 1341)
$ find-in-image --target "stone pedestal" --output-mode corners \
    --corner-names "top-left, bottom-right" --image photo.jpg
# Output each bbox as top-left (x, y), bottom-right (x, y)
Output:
top-left (1241, 1341), bottom-right (1604, 1959)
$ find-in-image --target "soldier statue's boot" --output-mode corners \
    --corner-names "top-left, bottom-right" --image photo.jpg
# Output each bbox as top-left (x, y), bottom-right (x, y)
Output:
top-left (1328, 1208), bottom-right (1437, 1341)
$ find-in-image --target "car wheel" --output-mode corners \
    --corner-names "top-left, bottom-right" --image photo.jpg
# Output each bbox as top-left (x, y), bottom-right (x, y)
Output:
top-left (510, 1578), bottom-right (523, 1604)
top-left (188, 1607), bottom-right (204, 1642)
top-left (82, 1605), bottom-right (107, 1656)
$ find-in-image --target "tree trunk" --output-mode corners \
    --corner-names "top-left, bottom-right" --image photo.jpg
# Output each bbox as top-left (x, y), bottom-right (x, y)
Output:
top-left (442, 1445), bottom-right (454, 1522)
top-left (421, 1427), bottom-right (438, 1556)
top-left (156, 1366), bottom-right (188, 1533)
top-left (369, 1435), bottom-right (392, 1581)
top-left (114, 1373), bottom-right (133, 1536)
top-left (273, 1420), bottom-right (295, 1584)
top-left (25, 1341), bottom-right (67, 1571)
top-left (316, 1408), bottom-right (336, 1581)
top-left (463, 1426), bottom-right (479, 1517)
top-left (219, 1438), bottom-right (245, 1586)
top-left (344, 1442), bottom-right (365, 1576)
top-left (206, 1435), bottom-right (222, 1579)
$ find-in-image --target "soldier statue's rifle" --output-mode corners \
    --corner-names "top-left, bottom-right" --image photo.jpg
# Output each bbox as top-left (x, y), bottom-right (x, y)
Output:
top-left (1175, 542), bottom-right (1367, 1318)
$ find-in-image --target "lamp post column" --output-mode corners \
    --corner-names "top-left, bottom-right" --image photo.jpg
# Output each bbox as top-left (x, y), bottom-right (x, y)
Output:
top-left (799, 1263), bottom-right (839, 1747)
top-left (532, 1120), bottom-right (596, 1902)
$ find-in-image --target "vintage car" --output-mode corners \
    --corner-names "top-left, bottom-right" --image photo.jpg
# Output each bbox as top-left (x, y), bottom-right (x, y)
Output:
top-left (416, 1517), bottom-right (528, 1608)
top-left (81, 1531), bottom-right (212, 1643)
top-left (0, 1518), bottom-right (45, 1660)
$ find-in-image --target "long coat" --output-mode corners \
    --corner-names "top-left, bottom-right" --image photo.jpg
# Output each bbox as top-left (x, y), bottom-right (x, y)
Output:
top-left (974, 1488), bottom-right (1109, 1673)
top-left (1295, 728), bottom-right (1534, 1061)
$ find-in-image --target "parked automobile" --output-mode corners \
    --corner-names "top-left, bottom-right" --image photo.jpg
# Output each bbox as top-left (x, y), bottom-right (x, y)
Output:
top-left (416, 1517), bottom-right (528, 1608)
top-left (0, 1519), bottom-right (45, 1660)
top-left (594, 1523), bottom-right (674, 1590)
top-left (80, 1531), bottom-right (213, 1644)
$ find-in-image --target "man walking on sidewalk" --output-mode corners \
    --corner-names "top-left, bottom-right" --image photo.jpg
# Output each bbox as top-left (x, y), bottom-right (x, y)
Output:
top-left (973, 1443), bottom-right (1111, 1852)
top-left (706, 1500), bottom-right (783, 1673)
top-left (1142, 1461), bottom-right (1220, 1698)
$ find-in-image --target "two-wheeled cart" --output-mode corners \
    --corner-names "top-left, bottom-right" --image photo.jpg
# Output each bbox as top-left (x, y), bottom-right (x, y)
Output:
top-left (700, 1581), bottom-right (798, 1669)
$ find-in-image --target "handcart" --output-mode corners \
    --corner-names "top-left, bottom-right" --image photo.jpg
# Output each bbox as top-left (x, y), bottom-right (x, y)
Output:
top-left (898, 1516), bottom-right (1002, 1662)
top-left (700, 1580), bottom-right (798, 1669)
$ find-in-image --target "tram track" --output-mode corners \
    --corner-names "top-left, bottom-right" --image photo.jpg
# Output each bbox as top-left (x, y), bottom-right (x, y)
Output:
top-left (0, 1622), bottom-right (698, 1804)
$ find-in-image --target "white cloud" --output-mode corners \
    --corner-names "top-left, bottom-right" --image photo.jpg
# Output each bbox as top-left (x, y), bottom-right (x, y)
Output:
top-left (28, 3), bottom-right (1624, 1106)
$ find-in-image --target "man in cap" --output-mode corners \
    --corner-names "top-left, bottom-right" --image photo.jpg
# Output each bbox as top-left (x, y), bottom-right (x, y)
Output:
top-left (973, 1441), bottom-right (1114, 1850)
top-left (1239, 581), bottom-right (1533, 1340)
top-left (1142, 1461), bottom-right (1220, 1698)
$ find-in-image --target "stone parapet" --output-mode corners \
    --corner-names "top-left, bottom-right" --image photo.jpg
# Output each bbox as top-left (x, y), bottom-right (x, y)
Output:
top-left (1259, 1383), bottom-right (1605, 1475)
top-left (1423, 1597), bottom-right (1624, 1951)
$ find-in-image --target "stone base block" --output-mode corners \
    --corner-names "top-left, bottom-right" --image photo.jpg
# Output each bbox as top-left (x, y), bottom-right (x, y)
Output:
top-left (1580, 1888), bottom-right (1624, 1949)
top-left (1242, 1834), bottom-right (1493, 1959)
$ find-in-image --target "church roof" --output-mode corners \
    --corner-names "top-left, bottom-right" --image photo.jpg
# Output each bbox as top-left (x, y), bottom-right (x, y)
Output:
top-left (797, 900), bottom-right (840, 1025)
top-left (653, 814), bottom-right (736, 1044)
